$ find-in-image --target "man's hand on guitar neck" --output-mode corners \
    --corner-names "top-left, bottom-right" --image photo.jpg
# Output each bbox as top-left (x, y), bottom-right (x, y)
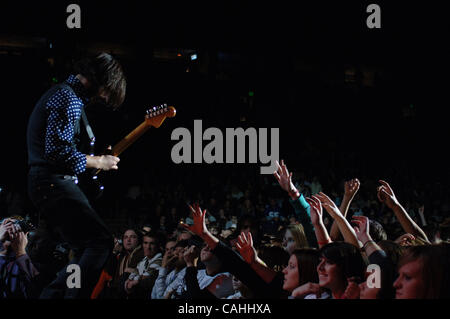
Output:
top-left (86, 154), bottom-right (120, 171)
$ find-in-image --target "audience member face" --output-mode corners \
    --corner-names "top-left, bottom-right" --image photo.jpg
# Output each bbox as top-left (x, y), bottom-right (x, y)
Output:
top-left (174, 246), bottom-right (187, 269)
top-left (359, 280), bottom-right (379, 299)
top-left (283, 229), bottom-right (297, 255)
top-left (282, 254), bottom-right (299, 292)
top-left (143, 236), bottom-right (158, 258)
top-left (165, 240), bottom-right (176, 257)
top-left (393, 259), bottom-right (425, 299)
top-left (200, 245), bottom-right (214, 263)
top-left (123, 230), bottom-right (138, 252)
top-left (317, 256), bottom-right (345, 292)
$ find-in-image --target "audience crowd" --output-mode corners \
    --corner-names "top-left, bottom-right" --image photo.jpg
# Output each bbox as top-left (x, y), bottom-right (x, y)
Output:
top-left (1, 158), bottom-right (449, 299)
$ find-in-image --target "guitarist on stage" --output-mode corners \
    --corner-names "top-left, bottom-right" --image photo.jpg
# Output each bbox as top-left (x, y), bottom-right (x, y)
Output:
top-left (26, 52), bottom-right (126, 298)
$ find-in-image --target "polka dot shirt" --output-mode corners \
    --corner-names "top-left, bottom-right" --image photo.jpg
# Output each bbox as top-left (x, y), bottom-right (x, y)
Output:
top-left (44, 75), bottom-right (89, 176)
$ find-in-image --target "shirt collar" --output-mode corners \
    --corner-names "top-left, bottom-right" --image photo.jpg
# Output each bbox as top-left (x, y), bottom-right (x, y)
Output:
top-left (64, 74), bottom-right (89, 103)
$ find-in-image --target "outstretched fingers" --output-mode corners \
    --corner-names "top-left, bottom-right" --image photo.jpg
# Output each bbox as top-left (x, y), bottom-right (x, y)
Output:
top-left (306, 196), bottom-right (320, 211)
top-left (281, 159), bottom-right (289, 177)
top-left (317, 192), bottom-right (333, 204)
top-left (378, 180), bottom-right (393, 194)
top-left (247, 231), bottom-right (253, 247)
top-left (273, 171), bottom-right (281, 182)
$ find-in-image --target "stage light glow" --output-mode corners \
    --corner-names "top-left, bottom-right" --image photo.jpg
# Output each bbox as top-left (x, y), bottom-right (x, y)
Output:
top-left (190, 54), bottom-right (197, 60)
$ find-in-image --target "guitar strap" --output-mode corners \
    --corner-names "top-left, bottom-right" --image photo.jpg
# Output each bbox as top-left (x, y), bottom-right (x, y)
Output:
top-left (56, 82), bottom-right (96, 155)
top-left (80, 107), bottom-right (96, 155)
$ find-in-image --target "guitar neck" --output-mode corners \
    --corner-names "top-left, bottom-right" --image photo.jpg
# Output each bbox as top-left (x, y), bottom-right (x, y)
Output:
top-left (111, 121), bottom-right (150, 156)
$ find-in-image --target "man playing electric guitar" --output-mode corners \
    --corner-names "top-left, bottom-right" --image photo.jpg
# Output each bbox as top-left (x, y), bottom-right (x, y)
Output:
top-left (26, 52), bottom-right (125, 298)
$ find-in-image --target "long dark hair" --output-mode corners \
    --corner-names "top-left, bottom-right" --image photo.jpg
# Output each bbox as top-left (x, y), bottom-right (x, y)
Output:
top-left (291, 248), bottom-right (320, 286)
top-left (74, 52), bottom-right (126, 109)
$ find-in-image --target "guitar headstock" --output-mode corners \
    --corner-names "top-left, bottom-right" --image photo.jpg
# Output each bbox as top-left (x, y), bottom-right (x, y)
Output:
top-left (145, 104), bottom-right (176, 128)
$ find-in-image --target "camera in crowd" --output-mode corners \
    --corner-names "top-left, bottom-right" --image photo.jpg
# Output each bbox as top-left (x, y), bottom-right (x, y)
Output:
top-left (0, 216), bottom-right (36, 234)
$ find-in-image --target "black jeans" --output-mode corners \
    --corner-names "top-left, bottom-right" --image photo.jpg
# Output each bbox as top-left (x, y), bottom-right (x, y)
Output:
top-left (28, 168), bottom-right (113, 299)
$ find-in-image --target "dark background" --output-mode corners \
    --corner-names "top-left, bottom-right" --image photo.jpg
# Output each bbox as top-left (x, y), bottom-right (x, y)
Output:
top-left (0, 1), bottom-right (448, 220)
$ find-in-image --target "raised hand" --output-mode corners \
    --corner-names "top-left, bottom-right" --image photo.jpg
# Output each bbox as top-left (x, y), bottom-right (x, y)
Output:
top-left (305, 196), bottom-right (324, 226)
top-left (182, 203), bottom-right (209, 237)
top-left (317, 192), bottom-right (359, 248)
top-left (11, 231), bottom-right (28, 256)
top-left (183, 245), bottom-right (200, 267)
top-left (306, 196), bottom-right (332, 247)
top-left (394, 233), bottom-right (416, 246)
top-left (351, 216), bottom-right (372, 244)
top-left (377, 180), bottom-right (399, 209)
top-left (315, 192), bottom-right (343, 220)
top-left (0, 218), bottom-right (13, 243)
top-left (344, 178), bottom-right (360, 199)
top-left (161, 249), bottom-right (177, 268)
top-left (235, 231), bottom-right (257, 265)
top-left (273, 160), bottom-right (298, 196)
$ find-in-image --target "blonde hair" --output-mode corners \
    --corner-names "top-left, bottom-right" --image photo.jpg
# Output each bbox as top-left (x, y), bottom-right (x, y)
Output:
top-left (286, 224), bottom-right (309, 249)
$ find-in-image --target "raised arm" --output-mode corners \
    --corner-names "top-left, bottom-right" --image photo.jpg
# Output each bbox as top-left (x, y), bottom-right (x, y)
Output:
top-left (351, 216), bottom-right (383, 257)
top-left (377, 180), bottom-right (429, 243)
top-left (316, 192), bottom-right (360, 248)
top-left (330, 178), bottom-right (360, 241)
top-left (182, 203), bottom-right (219, 250)
top-left (273, 159), bottom-right (300, 199)
top-left (235, 232), bottom-right (276, 283)
top-left (182, 204), bottom-right (281, 298)
top-left (305, 196), bottom-right (332, 248)
top-left (273, 160), bottom-right (317, 247)
top-left (183, 245), bottom-right (206, 299)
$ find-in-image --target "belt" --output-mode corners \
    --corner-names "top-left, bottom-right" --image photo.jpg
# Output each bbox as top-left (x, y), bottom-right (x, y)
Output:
top-left (29, 166), bottom-right (79, 183)
top-left (63, 175), bottom-right (79, 183)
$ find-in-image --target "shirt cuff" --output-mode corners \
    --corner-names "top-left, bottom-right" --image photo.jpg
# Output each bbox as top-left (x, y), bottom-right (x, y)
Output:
top-left (70, 152), bottom-right (87, 175)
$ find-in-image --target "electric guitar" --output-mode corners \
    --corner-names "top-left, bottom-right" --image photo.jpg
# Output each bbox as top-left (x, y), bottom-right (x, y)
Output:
top-left (79, 104), bottom-right (176, 199)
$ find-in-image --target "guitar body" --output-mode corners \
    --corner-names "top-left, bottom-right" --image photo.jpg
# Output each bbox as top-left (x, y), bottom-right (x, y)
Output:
top-left (78, 104), bottom-right (176, 200)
